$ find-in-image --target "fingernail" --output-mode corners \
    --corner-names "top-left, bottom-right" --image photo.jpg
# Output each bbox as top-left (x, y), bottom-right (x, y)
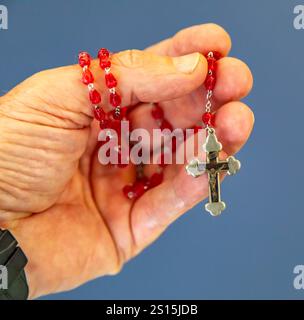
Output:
top-left (173, 52), bottom-right (201, 74)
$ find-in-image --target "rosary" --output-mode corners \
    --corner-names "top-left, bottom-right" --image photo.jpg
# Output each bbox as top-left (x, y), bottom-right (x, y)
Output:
top-left (78, 49), bottom-right (241, 216)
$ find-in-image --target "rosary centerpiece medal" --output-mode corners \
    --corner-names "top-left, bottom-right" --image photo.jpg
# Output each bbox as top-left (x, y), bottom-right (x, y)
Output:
top-left (186, 52), bottom-right (241, 217)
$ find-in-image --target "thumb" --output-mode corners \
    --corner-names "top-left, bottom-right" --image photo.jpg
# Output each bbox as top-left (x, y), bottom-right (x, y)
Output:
top-left (109, 49), bottom-right (207, 105)
top-left (0, 50), bottom-right (207, 129)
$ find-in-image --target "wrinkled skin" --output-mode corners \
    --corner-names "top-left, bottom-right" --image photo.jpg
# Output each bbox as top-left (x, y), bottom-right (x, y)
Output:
top-left (0, 24), bottom-right (254, 298)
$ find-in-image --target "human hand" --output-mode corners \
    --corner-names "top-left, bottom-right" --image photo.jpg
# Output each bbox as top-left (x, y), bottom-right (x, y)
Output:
top-left (0, 24), bottom-right (253, 298)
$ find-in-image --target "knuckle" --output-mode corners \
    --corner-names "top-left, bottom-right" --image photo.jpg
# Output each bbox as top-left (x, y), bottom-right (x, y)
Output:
top-left (113, 49), bottom-right (145, 69)
top-left (109, 260), bottom-right (124, 276)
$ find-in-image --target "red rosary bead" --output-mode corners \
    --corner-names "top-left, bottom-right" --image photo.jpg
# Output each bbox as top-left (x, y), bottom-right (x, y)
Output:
top-left (78, 52), bottom-right (91, 67)
top-left (151, 104), bottom-right (164, 120)
top-left (105, 73), bottom-right (117, 88)
top-left (82, 69), bottom-right (94, 85)
top-left (100, 59), bottom-right (111, 70)
top-left (120, 106), bottom-right (128, 119)
top-left (149, 172), bottom-right (163, 188)
top-left (133, 181), bottom-right (146, 198)
top-left (160, 119), bottom-right (173, 131)
top-left (100, 118), bottom-right (109, 129)
top-left (207, 57), bottom-right (217, 72)
top-left (205, 75), bottom-right (216, 90)
top-left (93, 107), bottom-right (106, 121)
top-left (138, 176), bottom-right (150, 190)
top-left (108, 118), bottom-right (122, 136)
top-left (89, 89), bottom-right (101, 104)
top-left (98, 48), bottom-right (110, 60)
top-left (123, 185), bottom-right (135, 199)
top-left (109, 92), bottom-right (122, 107)
top-left (202, 112), bottom-right (215, 127)
top-left (123, 182), bottom-right (145, 199)
top-left (212, 51), bottom-right (222, 60)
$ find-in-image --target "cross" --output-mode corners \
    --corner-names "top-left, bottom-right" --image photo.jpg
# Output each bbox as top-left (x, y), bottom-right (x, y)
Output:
top-left (186, 128), bottom-right (241, 216)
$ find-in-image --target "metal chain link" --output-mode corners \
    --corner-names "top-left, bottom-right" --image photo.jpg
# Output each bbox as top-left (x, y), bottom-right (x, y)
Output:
top-left (204, 52), bottom-right (215, 130)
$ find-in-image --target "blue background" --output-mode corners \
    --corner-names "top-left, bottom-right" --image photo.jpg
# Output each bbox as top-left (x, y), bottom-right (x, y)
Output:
top-left (0, 0), bottom-right (303, 300)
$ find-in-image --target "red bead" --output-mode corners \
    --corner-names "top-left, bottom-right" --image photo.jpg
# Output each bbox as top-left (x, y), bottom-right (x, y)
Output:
top-left (133, 181), bottom-right (145, 198)
top-left (202, 112), bottom-right (212, 126)
top-left (100, 119), bottom-right (109, 129)
top-left (202, 112), bottom-right (215, 126)
top-left (105, 73), bottom-right (117, 89)
top-left (78, 52), bottom-right (91, 67)
top-left (151, 104), bottom-right (164, 120)
top-left (98, 48), bottom-right (110, 60)
top-left (93, 107), bottom-right (106, 121)
top-left (205, 75), bottom-right (216, 90)
top-left (123, 181), bottom-right (145, 199)
top-left (149, 172), bottom-right (163, 188)
top-left (100, 59), bottom-right (111, 70)
top-left (89, 89), bottom-right (101, 104)
top-left (109, 92), bottom-right (122, 107)
top-left (109, 119), bottom-right (121, 135)
top-left (106, 110), bottom-right (115, 122)
top-left (123, 185), bottom-right (136, 199)
top-left (160, 119), bottom-right (173, 131)
top-left (207, 57), bottom-right (217, 72)
top-left (82, 69), bottom-right (94, 85)
top-left (138, 176), bottom-right (150, 189)
top-left (211, 113), bottom-right (216, 127)
top-left (213, 51), bottom-right (222, 60)
top-left (120, 106), bottom-right (128, 119)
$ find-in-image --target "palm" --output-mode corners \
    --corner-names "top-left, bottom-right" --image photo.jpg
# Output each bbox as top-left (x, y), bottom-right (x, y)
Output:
top-left (0, 24), bottom-right (254, 298)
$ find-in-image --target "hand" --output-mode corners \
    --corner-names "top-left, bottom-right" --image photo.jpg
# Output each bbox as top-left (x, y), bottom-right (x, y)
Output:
top-left (0, 24), bottom-right (253, 298)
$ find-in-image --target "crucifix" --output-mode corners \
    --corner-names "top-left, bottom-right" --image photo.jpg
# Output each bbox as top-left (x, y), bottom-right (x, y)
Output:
top-left (186, 128), bottom-right (241, 216)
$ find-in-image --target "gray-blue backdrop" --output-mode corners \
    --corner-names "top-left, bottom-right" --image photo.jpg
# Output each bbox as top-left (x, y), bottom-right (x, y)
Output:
top-left (0, 0), bottom-right (303, 299)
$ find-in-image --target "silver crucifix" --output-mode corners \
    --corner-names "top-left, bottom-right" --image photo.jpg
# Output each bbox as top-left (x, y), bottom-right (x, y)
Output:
top-left (186, 128), bottom-right (241, 216)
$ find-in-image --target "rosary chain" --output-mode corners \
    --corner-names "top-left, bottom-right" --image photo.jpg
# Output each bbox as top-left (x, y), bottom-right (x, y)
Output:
top-left (203, 51), bottom-right (218, 130)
